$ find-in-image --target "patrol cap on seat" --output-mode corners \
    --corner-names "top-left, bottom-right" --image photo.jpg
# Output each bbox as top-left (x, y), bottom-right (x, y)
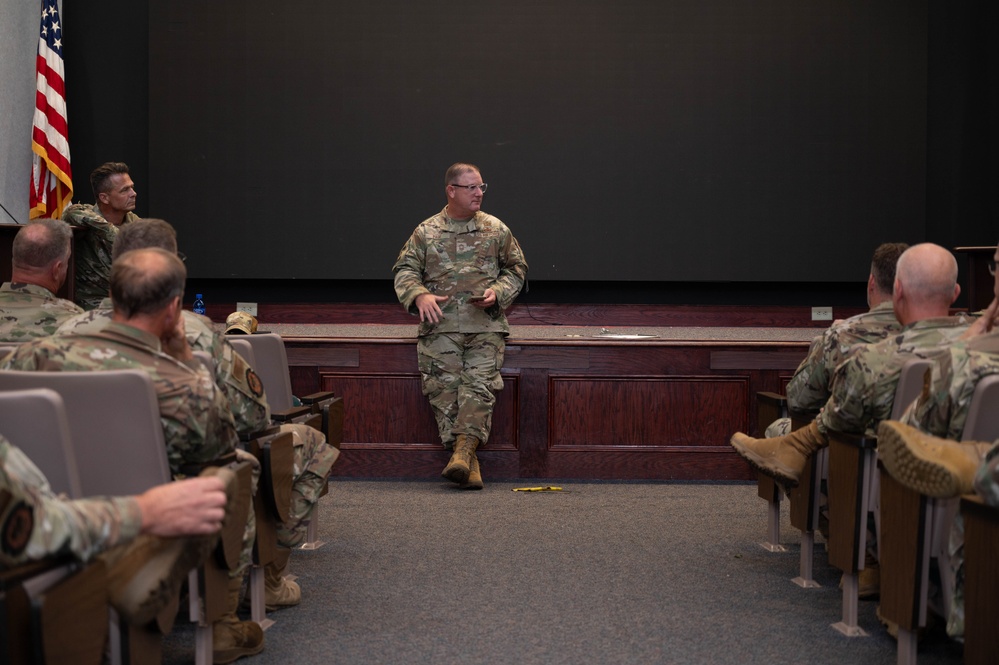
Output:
top-left (224, 311), bottom-right (258, 335)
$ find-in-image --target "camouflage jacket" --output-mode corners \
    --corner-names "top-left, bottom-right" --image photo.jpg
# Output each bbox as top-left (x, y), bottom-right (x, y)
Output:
top-left (901, 331), bottom-right (999, 441)
top-left (61, 203), bottom-right (139, 310)
top-left (1, 321), bottom-right (239, 475)
top-left (818, 315), bottom-right (971, 435)
top-left (0, 282), bottom-right (84, 342)
top-left (393, 208), bottom-right (528, 336)
top-left (0, 435), bottom-right (141, 567)
top-left (56, 299), bottom-right (271, 436)
top-left (786, 301), bottom-right (900, 412)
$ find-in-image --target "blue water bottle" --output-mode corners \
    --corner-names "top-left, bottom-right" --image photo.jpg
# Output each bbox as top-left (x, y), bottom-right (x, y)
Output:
top-left (193, 293), bottom-right (206, 316)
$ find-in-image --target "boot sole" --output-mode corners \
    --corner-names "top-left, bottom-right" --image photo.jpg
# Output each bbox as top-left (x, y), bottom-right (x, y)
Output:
top-left (877, 422), bottom-right (967, 498)
top-left (729, 434), bottom-right (800, 489)
top-left (442, 462), bottom-right (470, 484)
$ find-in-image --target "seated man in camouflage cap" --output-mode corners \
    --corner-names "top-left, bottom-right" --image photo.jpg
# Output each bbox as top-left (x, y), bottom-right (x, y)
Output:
top-left (0, 218), bottom-right (82, 342)
top-left (58, 219), bottom-right (340, 614)
top-left (1, 431), bottom-right (234, 627)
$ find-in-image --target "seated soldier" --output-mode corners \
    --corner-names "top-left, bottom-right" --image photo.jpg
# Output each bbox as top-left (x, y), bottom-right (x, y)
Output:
top-left (731, 243), bottom-right (970, 488)
top-left (0, 218), bottom-right (82, 341)
top-left (876, 242), bottom-right (999, 639)
top-left (764, 242), bottom-right (906, 437)
top-left (2, 248), bottom-right (263, 663)
top-left (0, 432), bottom-right (233, 626)
top-left (61, 161), bottom-right (139, 310)
top-left (57, 219), bottom-right (339, 612)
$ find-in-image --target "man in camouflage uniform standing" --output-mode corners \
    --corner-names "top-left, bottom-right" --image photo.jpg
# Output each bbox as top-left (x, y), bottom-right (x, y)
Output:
top-left (62, 161), bottom-right (139, 310)
top-left (731, 243), bottom-right (971, 489)
top-left (0, 218), bottom-right (82, 342)
top-left (57, 219), bottom-right (340, 611)
top-left (876, 241), bottom-right (999, 639)
top-left (393, 163), bottom-right (528, 489)
top-left (1, 433), bottom-right (232, 625)
top-left (2, 248), bottom-right (265, 662)
top-left (764, 242), bottom-right (907, 437)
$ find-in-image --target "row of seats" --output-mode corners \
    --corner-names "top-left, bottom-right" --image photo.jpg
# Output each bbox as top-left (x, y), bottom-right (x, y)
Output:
top-left (0, 332), bottom-right (343, 665)
top-left (752, 361), bottom-right (999, 665)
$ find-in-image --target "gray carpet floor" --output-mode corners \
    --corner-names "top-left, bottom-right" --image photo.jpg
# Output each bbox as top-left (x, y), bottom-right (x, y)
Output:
top-left (164, 479), bottom-right (964, 664)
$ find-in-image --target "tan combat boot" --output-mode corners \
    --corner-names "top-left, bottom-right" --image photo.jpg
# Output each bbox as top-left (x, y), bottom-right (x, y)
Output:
top-left (213, 575), bottom-right (265, 664)
top-left (730, 421), bottom-right (828, 488)
top-left (105, 466), bottom-right (237, 627)
top-left (264, 546), bottom-right (301, 610)
top-left (442, 434), bottom-right (479, 484)
top-left (460, 453), bottom-right (484, 490)
top-left (877, 420), bottom-right (993, 498)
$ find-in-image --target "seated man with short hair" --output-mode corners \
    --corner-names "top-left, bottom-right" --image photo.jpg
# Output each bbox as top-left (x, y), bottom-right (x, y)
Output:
top-left (0, 218), bottom-right (82, 342)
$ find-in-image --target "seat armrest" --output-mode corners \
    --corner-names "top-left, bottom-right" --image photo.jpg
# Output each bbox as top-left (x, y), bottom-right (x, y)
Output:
top-left (756, 391), bottom-right (787, 406)
top-left (299, 391), bottom-right (336, 407)
top-left (271, 405), bottom-right (312, 422)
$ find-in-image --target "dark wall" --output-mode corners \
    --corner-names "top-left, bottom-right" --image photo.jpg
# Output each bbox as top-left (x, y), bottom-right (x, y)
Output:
top-left (64, 1), bottom-right (997, 307)
top-left (63, 1), bottom-right (149, 209)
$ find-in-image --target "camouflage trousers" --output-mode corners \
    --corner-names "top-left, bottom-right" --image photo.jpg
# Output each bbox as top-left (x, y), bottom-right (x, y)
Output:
top-left (417, 332), bottom-right (505, 449)
top-left (764, 417), bottom-right (792, 438)
top-left (232, 448), bottom-right (260, 579)
top-left (275, 423), bottom-right (340, 548)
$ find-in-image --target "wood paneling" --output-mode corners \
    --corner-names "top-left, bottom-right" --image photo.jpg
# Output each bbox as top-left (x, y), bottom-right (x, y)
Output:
top-left (548, 376), bottom-right (747, 449)
top-left (319, 372), bottom-right (518, 451)
top-left (283, 333), bottom-right (807, 481)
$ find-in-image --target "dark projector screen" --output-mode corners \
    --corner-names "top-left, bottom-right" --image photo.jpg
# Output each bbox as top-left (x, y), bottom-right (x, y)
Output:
top-left (148, 0), bottom-right (926, 283)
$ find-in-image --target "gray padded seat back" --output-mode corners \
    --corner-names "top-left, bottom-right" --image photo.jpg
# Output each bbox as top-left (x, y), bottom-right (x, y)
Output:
top-left (237, 334), bottom-right (293, 411)
top-left (228, 338), bottom-right (256, 369)
top-left (960, 374), bottom-right (999, 442)
top-left (0, 387), bottom-right (83, 498)
top-left (0, 369), bottom-right (171, 495)
top-left (890, 359), bottom-right (934, 420)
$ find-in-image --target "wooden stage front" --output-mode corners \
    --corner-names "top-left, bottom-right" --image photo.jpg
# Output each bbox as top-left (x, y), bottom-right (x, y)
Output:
top-left (257, 310), bottom-right (820, 482)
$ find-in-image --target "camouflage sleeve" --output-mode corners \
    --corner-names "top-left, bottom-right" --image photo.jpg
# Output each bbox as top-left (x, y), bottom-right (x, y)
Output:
top-left (1, 439), bottom-right (141, 566)
top-left (818, 352), bottom-right (880, 435)
top-left (158, 362), bottom-right (240, 473)
top-left (219, 343), bottom-right (270, 436)
top-left (61, 203), bottom-right (111, 231)
top-left (786, 334), bottom-right (829, 412)
top-left (489, 228), bottom-right (528, 311)
top-left (392, 228), bottom-right (432, 312)
top-left (901, 364), bottom-right (957, 438)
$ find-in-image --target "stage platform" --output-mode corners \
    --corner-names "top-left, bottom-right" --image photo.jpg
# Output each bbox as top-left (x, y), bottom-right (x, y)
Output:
top-left (247, 322), bottom-right (816, 481)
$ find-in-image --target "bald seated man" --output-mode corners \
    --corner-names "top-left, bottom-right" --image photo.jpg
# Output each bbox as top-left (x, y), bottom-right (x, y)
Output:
top-left (731, 243), bottom-right (972, 489)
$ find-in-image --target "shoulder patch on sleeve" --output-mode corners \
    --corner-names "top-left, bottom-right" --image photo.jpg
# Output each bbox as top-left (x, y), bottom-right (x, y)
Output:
top-left (2, 500), bottom-right (34, 557)
top-left (246, 367), bottom-right (264, 397)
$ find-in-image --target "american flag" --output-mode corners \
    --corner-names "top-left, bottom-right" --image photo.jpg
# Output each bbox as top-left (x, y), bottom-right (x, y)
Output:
top-left (29, 0), bottom-right (73, 220)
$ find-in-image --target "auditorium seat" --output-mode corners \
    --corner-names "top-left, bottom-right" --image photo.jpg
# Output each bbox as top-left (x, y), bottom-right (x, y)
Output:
top-left (752, 393), bottom-right (827, 588)
top-left (879, 373), bottom-right (999, 665)
top-left (825, 358), bottom-right (932, 637)
top-left (0, 388), bottom-right (107, 665)
top-left (233, 332), bottom-right (337, 549)
top-left (0, 369), bottom-right (252, 665)
top-left (0, 387), bottom-right (81, 498)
